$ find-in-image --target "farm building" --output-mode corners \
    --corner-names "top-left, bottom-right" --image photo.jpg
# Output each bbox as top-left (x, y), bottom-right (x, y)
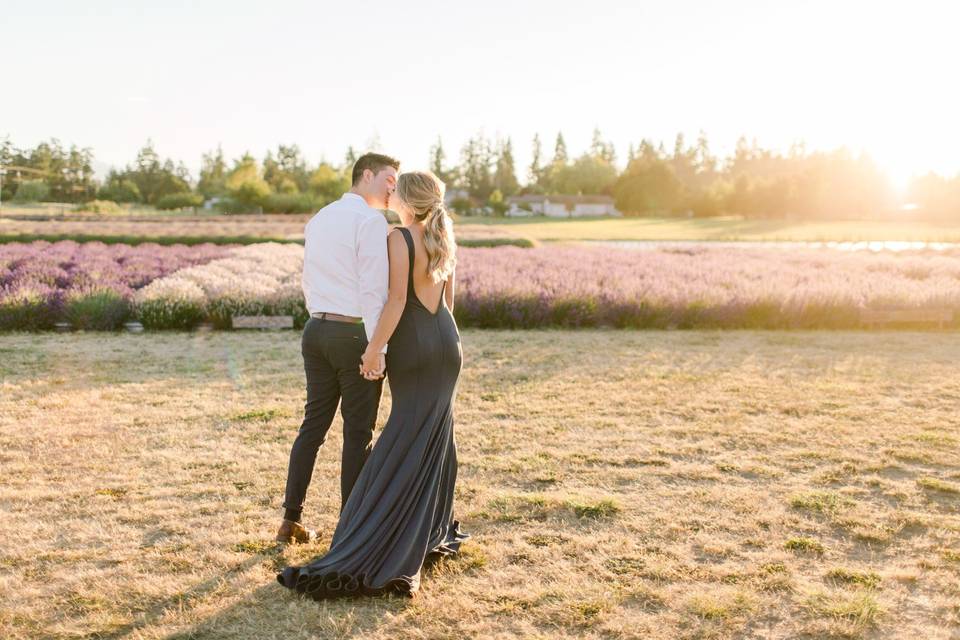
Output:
top-left (506, 194), bottom-right (621, 217)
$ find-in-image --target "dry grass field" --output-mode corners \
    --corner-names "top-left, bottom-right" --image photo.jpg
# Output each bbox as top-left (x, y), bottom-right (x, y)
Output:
top-left (7, 212), bottom-right (960, 245)
top-left (0, 216), bottom-right (310, 242)
top-left (0, 215), bottom-right (518, 244)
top-left (1, 330), bottom-right (958, 639)
top-left (458, 216), bottom-right (960, 243)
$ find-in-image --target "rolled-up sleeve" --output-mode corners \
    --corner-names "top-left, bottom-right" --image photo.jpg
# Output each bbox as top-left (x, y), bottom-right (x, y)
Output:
top-left (356, 213), bottom-right (390, 352)
top-left (301, 219), bottom-right (315, 310)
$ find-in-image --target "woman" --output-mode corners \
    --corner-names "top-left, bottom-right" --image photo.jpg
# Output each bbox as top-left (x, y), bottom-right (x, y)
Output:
top-left (276, 170), bottom-right (469, 599)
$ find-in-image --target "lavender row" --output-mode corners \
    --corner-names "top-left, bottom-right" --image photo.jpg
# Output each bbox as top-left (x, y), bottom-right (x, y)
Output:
top-left (4, 241), bottom-right (960, 331)
top-left (453, 245), bottom-right (960, 329)
top-left (136, 243), bottom-right (960, 330)
top-left (0, 241), bottom-right (233, 330)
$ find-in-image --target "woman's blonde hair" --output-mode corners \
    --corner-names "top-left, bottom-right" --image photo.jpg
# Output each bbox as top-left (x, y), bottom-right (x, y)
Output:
top-left (396, 170), bottom-right (457, 283)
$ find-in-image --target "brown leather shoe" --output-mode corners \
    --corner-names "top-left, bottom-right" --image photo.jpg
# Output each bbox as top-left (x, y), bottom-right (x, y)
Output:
top-left (276, 519), bottom-right (318, 544)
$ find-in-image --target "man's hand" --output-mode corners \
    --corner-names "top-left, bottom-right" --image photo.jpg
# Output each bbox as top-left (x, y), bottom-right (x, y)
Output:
top-left (360, 348), bottom-right (385, 380)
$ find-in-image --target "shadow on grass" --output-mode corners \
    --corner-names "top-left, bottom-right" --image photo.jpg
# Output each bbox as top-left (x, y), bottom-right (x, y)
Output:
top-left (148, 547), bottom-right (464, 639)
top-left (96, 545), bottom-right (286, 640)
top-left (159, 587), bottom-right (403, 640)
top-left (98, 541), bottom-right (436, 639)
top-left (0, 331), bottom-right (301, 391)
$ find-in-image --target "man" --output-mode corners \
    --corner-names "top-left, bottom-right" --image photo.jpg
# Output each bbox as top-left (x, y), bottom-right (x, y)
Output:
top-left (276, 152), bottom-right (399, 544)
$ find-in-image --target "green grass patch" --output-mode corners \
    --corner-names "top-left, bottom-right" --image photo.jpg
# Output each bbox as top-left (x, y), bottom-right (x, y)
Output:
top-left (917, 476), bottom-right (960, 494)
top-left (455, 215), bottom-right (960, 243)
top-left (480, 494), bottom-right (620, 522)
top-left (524, 533), bottom-right (568, 548)
top-left (760, 562), bottom-right (788, 575)
top-left (790, 491), bottom-right (854, 514)
top-left (427, 543), bottom-right (487, 577)
top-left (569, 498), bottom-right (621, 519)
top-left (233, 407), bottom-right (287, 422)
top-left (886, 448), bottom-right (938, 464)
top-left (686, 590), bottom-right (756, 620)
top-left (458, 237), bottom-right (535, 248)
top-left (785, 537), bottom-right (825, 554)
top-left (825, 568), bottom-right (882, 589)
top-left (912, 431), bottom-right (958, 447)
top-left (804, 591), bottom-right (883, 627)
top-left (604, 556), bottom-right (645, 575)
top-left (941, 549), bottom-right (960, 562)
top-left (232, 540), bottom-right (279, 554)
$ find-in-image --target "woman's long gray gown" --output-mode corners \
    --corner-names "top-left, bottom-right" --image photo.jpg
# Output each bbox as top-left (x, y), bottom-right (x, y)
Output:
top-left (277, 226), bottom-right (469, 598)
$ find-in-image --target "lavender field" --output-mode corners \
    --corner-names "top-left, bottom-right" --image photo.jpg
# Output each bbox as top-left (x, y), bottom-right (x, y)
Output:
top-left (0, 241), bottom-right (232, 330)
top-left (455, 245), bottom-right (960, 329)
top-left (2, 240), bottom-right (960, 331)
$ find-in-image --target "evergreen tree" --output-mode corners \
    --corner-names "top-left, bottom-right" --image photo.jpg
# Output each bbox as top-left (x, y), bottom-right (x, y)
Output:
top-left (115, 140), bottom-right (190, 204)
top-left (344, 145), bottom-right (359, 170)
top-left (590, 127), bottom-right (605, 158)
top-left (263, 144), bottom-right (307, 193)
top-left (458, 133), bottom-right (494, 201)
top-left (553, 132), bottom-right (568, 165)
top-left (589, 127), bottom-right (616, 164)
top-left (528, 133), bottom-right (543, 187)
top-left (695, 131), bottom-right (716, 175)
top-left (429, 137), bottom-right (450, 184)
top-left (493, 137), bottom-right (519, 197)
top-left (198, 146), bottom-right (228, 198)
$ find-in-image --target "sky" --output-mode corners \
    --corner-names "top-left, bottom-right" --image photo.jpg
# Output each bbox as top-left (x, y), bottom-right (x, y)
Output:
top-left (2, 0), bottom-right (958, 190)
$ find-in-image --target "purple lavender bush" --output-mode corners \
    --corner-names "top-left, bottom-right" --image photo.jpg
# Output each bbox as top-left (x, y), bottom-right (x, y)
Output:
top-left (0, 241), bottom-right (232, 330)
top-left (5, 241), bottom-right (960, 331)
top-left (452, 245), bottom-right (960, 329)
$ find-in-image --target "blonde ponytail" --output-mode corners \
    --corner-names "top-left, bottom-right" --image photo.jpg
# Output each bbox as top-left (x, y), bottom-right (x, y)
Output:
top-left (396, 171), bottom-right (457, 282)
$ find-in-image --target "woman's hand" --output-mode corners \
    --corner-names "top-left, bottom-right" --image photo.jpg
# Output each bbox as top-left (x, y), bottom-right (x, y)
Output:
top-left (360, 347), bottom-right (385, 380)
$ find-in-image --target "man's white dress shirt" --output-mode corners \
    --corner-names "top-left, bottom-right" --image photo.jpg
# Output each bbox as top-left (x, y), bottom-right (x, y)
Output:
top-left (302, 192), bottom-right (389, 353)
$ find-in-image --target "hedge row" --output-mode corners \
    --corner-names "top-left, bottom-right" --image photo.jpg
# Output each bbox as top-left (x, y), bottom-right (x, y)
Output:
top-left (0, 234), bottom-right (534, 248)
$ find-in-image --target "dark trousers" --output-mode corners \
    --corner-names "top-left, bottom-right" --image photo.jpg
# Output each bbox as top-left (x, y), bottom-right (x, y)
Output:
top-left (282, 317), bottom-right (383, 519)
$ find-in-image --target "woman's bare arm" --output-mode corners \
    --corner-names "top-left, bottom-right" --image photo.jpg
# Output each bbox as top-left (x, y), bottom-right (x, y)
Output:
top-left (361, 230), bottom-right (408, 374)
top-left (444, 268), bottom-right (455, 312)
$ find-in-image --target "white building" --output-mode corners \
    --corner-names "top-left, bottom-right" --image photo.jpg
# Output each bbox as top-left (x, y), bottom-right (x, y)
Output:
top-left (443, 187), bottom-right (471, 206)
top-left (506, 194), bottom-right (621, 218)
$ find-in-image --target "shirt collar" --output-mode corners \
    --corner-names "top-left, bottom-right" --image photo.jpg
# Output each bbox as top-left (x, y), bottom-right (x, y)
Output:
top-left (342, 192), bottom-right (366, 204)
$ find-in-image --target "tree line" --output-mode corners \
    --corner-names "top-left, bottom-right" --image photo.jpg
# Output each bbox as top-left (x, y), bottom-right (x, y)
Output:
top-left (0, 138), bottom-right (352, 214)
top-left (2, 133), bottom-right (959, 220)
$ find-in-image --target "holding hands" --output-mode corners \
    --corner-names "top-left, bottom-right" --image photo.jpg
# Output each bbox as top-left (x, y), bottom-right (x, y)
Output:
top-left (360, 347), bottom-right (386, 381)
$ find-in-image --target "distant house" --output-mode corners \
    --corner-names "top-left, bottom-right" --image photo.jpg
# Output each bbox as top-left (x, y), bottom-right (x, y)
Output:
top-left (444, 187), bottom-right (471, 206)
top-left (506, 194), bottom-right (621, 218)
top-left (203, 196), bottom-right (224, 210)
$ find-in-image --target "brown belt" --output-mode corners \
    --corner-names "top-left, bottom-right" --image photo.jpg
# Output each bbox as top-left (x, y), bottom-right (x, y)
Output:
top-left (312, 311), bottom-right (363, 324)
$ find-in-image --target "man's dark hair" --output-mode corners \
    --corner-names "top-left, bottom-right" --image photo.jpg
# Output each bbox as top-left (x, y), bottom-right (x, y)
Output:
top-left (351, 153), bottom-right (400, 186)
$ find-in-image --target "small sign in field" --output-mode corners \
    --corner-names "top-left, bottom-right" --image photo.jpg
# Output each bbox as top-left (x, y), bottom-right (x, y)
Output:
top-left (860, 308), bottom-right (954, 329)
top-left (231, 315), bottom-right (294, 330)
